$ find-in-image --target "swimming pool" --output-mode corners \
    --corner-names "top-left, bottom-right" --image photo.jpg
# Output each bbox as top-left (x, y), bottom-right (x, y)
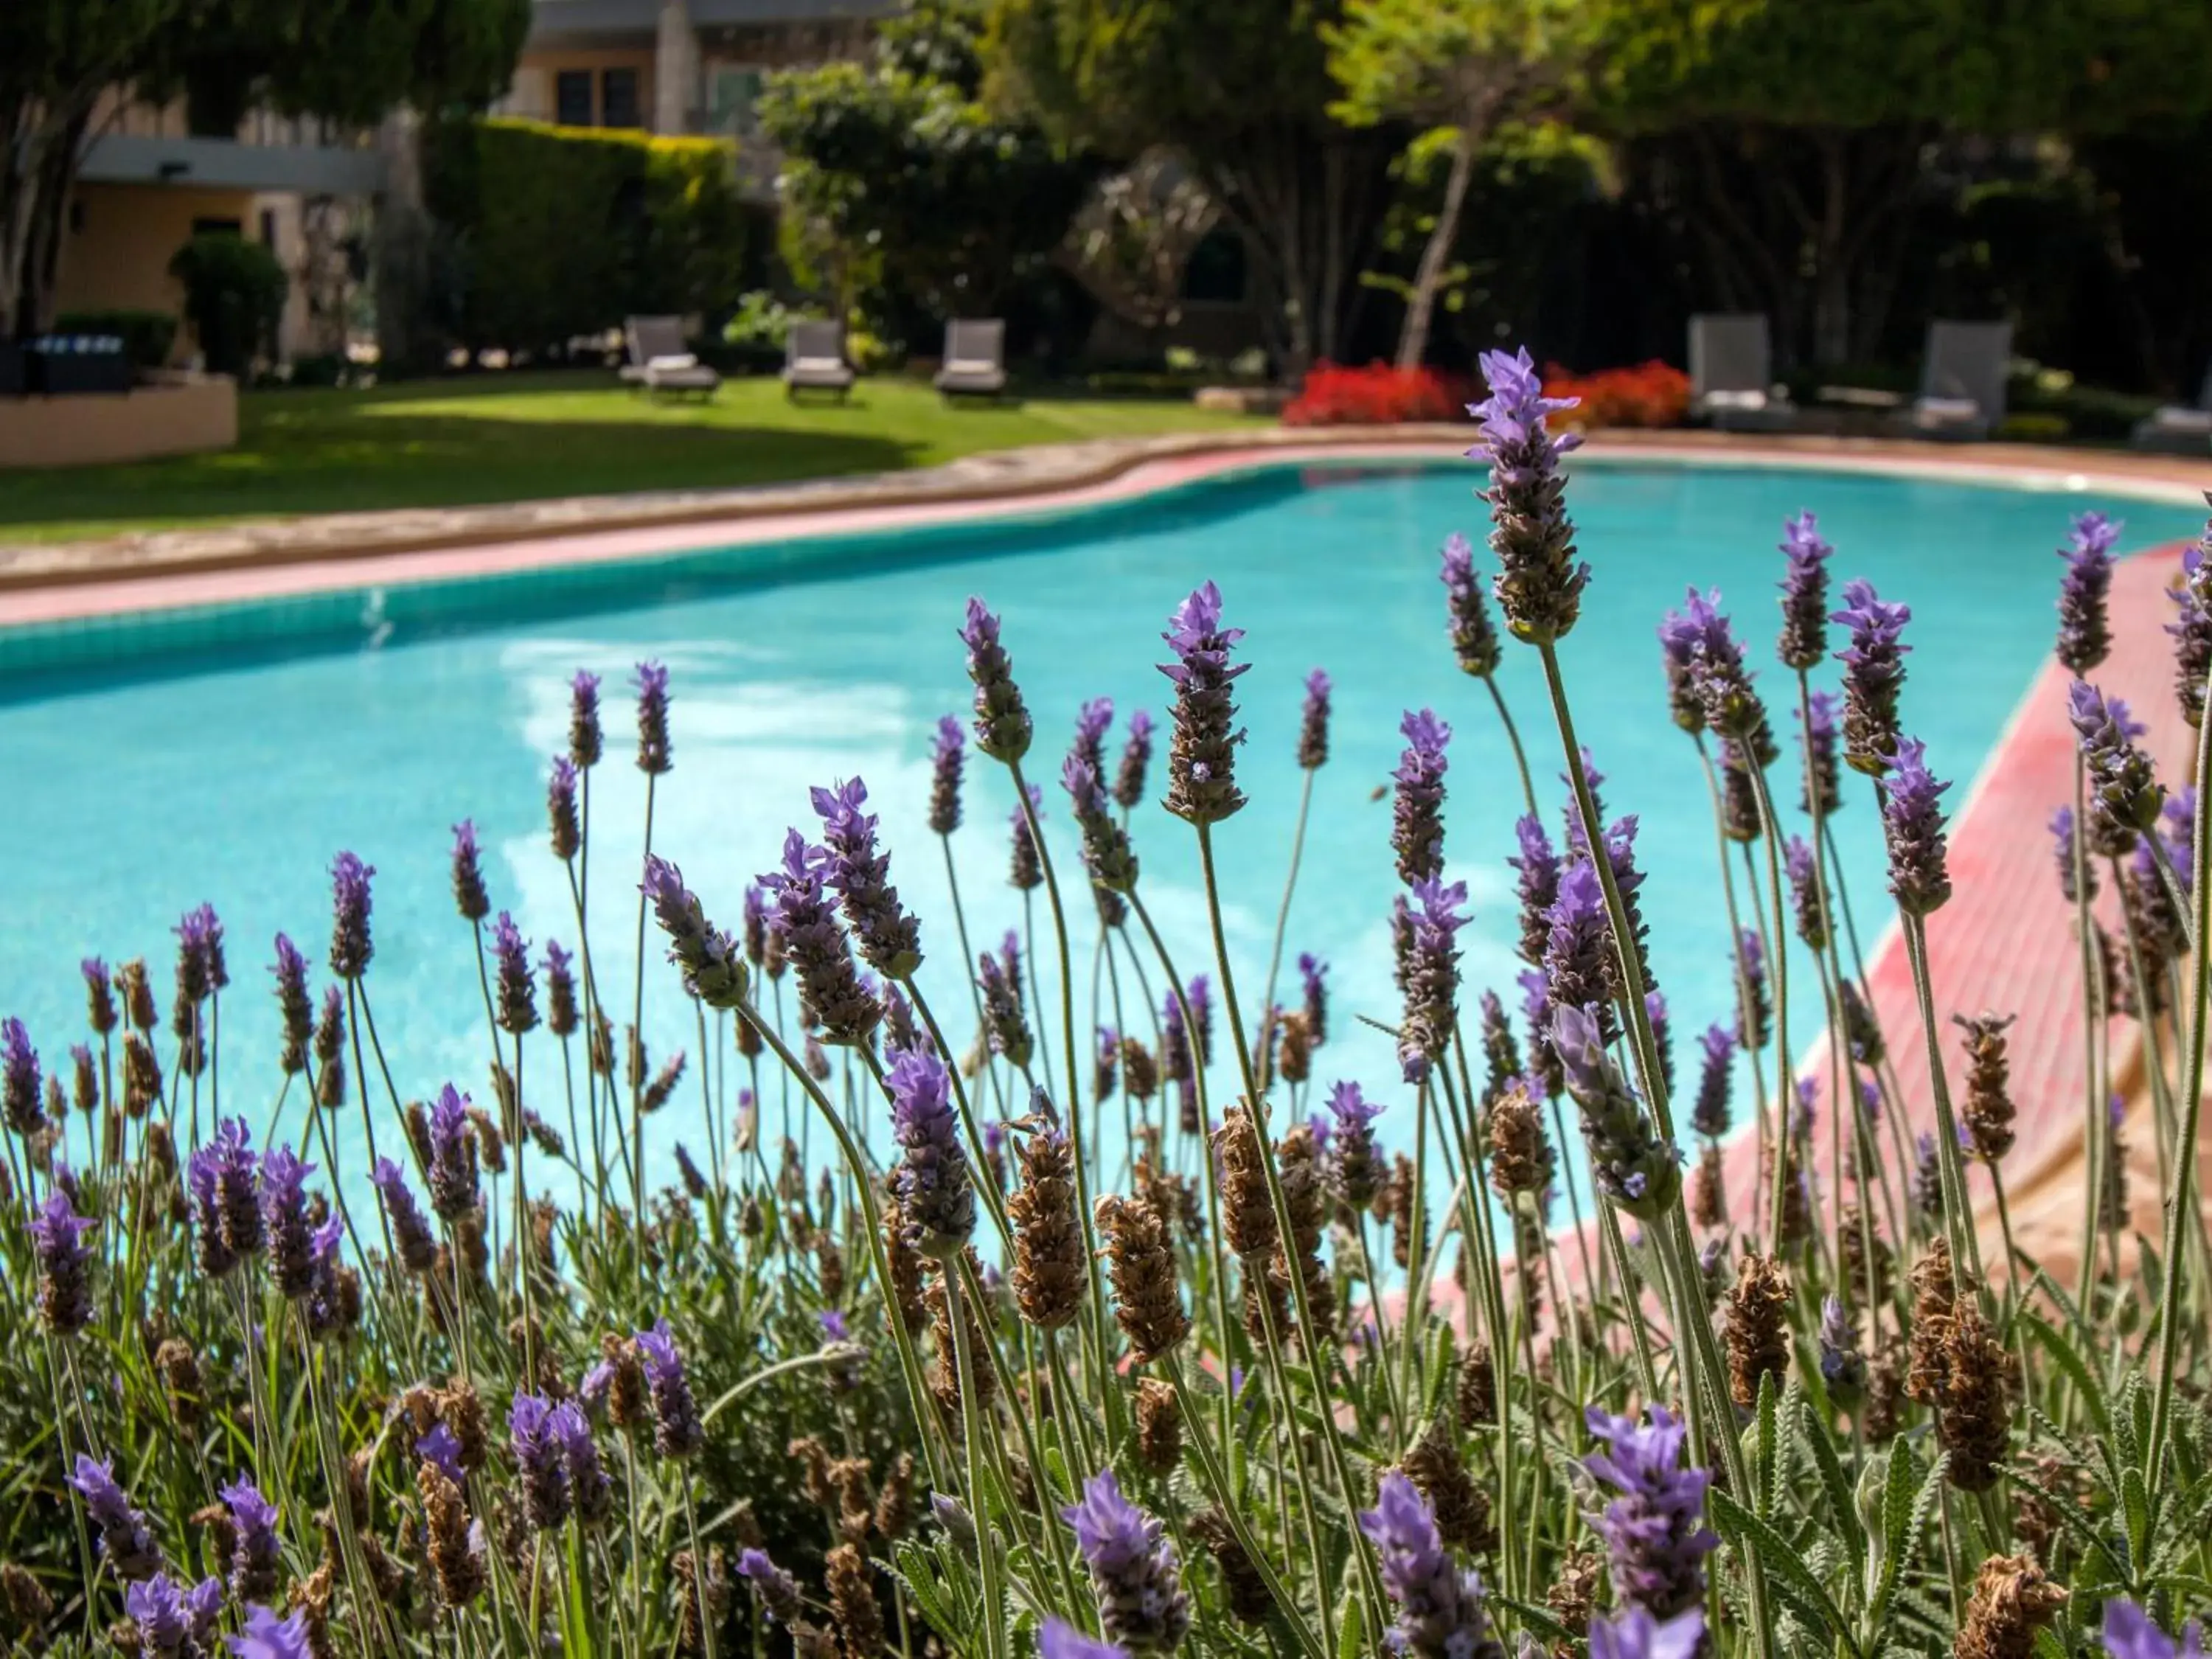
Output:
top-left (1, 456), bottom-right (2199, 1200)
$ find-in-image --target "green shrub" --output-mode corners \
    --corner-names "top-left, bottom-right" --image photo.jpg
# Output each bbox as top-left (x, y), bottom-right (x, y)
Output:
top-left (167, 233), bottom-right (288, 378)
top-left (51, 308), bottom-right (178, 369)
top-left (424, 116), bottom-right (749, 355)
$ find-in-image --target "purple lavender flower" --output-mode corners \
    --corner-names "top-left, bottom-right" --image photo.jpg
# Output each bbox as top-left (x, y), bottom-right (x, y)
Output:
top-left (271, 934), bottom-right (313, 1077)
top-left (1785, 835), bottom-right (1827, 949)
top-left (1658, 587), bottom-right (1775, 762)
top-left (812, 776), bottom-right (925, 977)
top-left (1563, 747), bottom-right (1608, 854)
top-left (548, 755), bottom-right (580, 861)
top-left (1518, 970), bottom-right (1562, 1097)
top-left (1832, 579), bottom-right (1913, 776)
top-left (1543, 860), bottom-right (1615, 1043)
top-left (2101, 1598), bottom-right (2207, 1659)
top-left (488, 911), bottom-right (538, 1035)
top-left (551, 1399), bottom-right (611, 1526)
top-left (258, 1145), bottom-right (318, 1298)
top-left (417, 1424), bottom-right (466, 1486)
top-left (1159, 986), bottom-right (1191, 1091)
top-left (1065, 754), bottom-right (1140, 894)
top-left (1882, 737), bottom-right (1954, 915)
top-left (1508, 812), bottom-right (1562, 970)
top-left (978, 944), bottom-right (1034, 1070)
top-left (1659, 613), bottom-right (1705, 734)
top-left (1914, 1130), bottom-right (1944, 1218)
top-left (187, 1118), bottom-right (260, 1277)
top-left (634, 661), bottom-right (672, 775)
top-left (1061, 1471), bottom-right (1190, 1652)
top-left (1553, 1004), bottom-right (1678, 1219)
top-left (1800, 689), bottom-right (1842, 818)
top-left (1470, 346), bottom-right (1586, 645)
top-left (2166, 536), bottom-right (2212, 727)
top-left (1158, 581), bottom-right (1249, 824)
top-left (1042, 1620), bottom-right (1129, 1659)
top-left (221, 1478), bottom-right (280, 1601)
top-left (328, 851), bottom-right (375, 980)
top-left (761, 830), bottom-right (880, 1042)
top-left (641, 855), bottom-right (747, 1009)
top-left (2071, 681), bottom-right (2165, 855)
top-left (1072, 696), bottom-right (1116, 777)
top-left (228, 1604), bottom-right (315, 1659)
top-left (1009, 784), bottom-right (1045, 891)
top-left (738, 1548), bottom-right (804, 1626)
top-left (569, 669), bottom-right (603, 769)
top-left (2, 1017), bottom-right (42, 1138)
top-left (1186, 973), bottom-right (1214, 1071)
top-left (510, 1392), bottom-right (572, 1531)
top-left (172, 903), bottom-right (226, 1028)
top-left (1646, 987), bottom-right (1674, 1101)
top-left (1326, 1079), bottom-right (1385, 1208)
top-left (1392, 709), bottom-right (1452, 886)
top-left (69, 1455), bottom-right (161, 1581)
top-left (1298, 952), bottom-right (1329, 1046)
top-left (83, 956), bottom-right (117, 1035)
top-left (1776, 511), bottom-right (1833, 671)
top-left (449, 821), bottom-right (491, 922)
top-left (1399, 877), bottom-right (1468, 1085)
top-left (543, 939), bottom-right (579, 1039)
top-left (125, 1571), bottom-right (221, 1656)
top-left (30, 1186), bottom-right (96, 1335)
top-left (886, 1047), bottom-right (974, 1259)
top-left (962, 599), bottom-right (1033, 762)
top-left (1581, 1406), bottom-right (1717, 1618)
top-left (1691, 1025), bottom-right (1733, 1140)
top-left (2057, 510), bottom-right (2122, 675)
top-left (928, 713), bottom-right (967, 835)
top-left (372, 1158), bottom-right (437, 1274)
top-left (1590, 1607), bottom-right (1707, 1659)
top-left (1358, 1470), bottom-right (1502, 1659)
top-left (427, 1082), bottom-right (480, 1221)
top-left (636, 1318), bottom-right (705, 1458)
top-left (1818, 1294), bottom-right (1865, 1406)
top-left (1438, 530), bottom-right (1504, 681)
top-left (1735, 928), bottom-right (1770, 1051)
top-left (1112, 709), bottom-right (1155, 812)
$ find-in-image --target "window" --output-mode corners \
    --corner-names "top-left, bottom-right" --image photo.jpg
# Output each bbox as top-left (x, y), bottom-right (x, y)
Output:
top-left (601, 67), bottom-right (641, 129)
top-left (555, 69), bottom-right (593, 127)
top-left (191, 217), bottom-right (244, 239)
top-left (706, 66), bottom-right (766, 137)
top-left (259, 209), bottom-right (278, 248)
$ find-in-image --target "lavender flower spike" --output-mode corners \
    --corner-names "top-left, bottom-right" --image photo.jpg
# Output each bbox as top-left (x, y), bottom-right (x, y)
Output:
top-left (510, 1392), bottom-right (573, 1532)
top-left (1509, 813), bottom-right (1561, 967)
top-left (1800, 689), bottom-right (1842, 818)
top-left (1298, 667), bottom-right (1332, 768)
top-left (1582, 1406), bottom-right (1717, 1618)
top-left (450, 820), bottom-right (491, 922)
top-left (886, 1046), bottom-right (975, 1259)
top-left (1042, 1620), bottom-right (1130, 1659)
top-left (811, 776), bottom-right (925, 977)
top-left (1543, 859), bottom-right (1616, 1043)
top-left (1358, 1470), bottom-right (1503, 1659)
top-left (738, 1548), bottom-right (804, 1626)
top-left (2166, 534), bottom-right (2212, 727)
top-left (1, 1017), bottom-right (41, 1138)
top-left (1060, 1471), bottom-right (1190, 1652)
top-left (1552, 1002), bottom-right (1679, 1219)
top-left (1691, 1024), bottom-right (1733, 1140)
top-left (548, 755), bottom-right (580, 861)
top-left (635, 1318), bottom-right (706, 1458)
top-left (221, 1478), bottom-right (281, 1601)
top-left (69, 1455), bottom-right (161, 1581)
top-left (1074, 695), bottom-right (1116, 776)
top-left (1441, 530), bottom-right (1503, 678)
top-left (426, 1082), bottom-right (480, 1221)
top-left (1776, 510), bottom-right (1832, 671)
top-left (492, 912), bottom-right (538, 1035)
top-left (1112, 709), bottom-right (1155, 811)
top-left (961, 598), bottom-right (1032, 762)
top-left (1392, 709), bottom-right (1452, 886)
top-left (928, 713), bottom-right (967, 835)
top-left (642, 855), bottom-right (748, 1009)
top-left (2056, 509), bottom-right (2122, 675)
top-left (1881, 737), bottom-right (1954, 915)
top-left (228, 1604), bottom-right (316, 1659)
top-left (2101, 1597), bottom-right (2207, 1659)
top-left (1658, 586), bottom-right (1775, 762)
top-left (30, 1186), bottom-right (97, 1335)
top-left (1470, 346), bottom-right (1587, 645)
top-left (1590, 1607), bottom-right (1708, 1659)
top-left (1158, 581), bottom-right (1249, 824)
top-left (2070, 681), bottom-right (2165, 855)
top-left (272, 935), bottom-right (313, 1076)
top-left (329, 851), bottom-right (375, 980)
top-left (1326, 1079), bottom-right (1385, 1208)
top-left (1065, 754), bottom-right (1139, 894)
top-left (259, 1145), bottom-right (319, 1299)
top-left (569, 669), bottom-right (603, 768)
top-left (1832, 578), bottom-right (1913, 776)
top-left (1399, 876), bottom-right (1468, 1085)
top-left (634, 660), bottom-right (672, 775)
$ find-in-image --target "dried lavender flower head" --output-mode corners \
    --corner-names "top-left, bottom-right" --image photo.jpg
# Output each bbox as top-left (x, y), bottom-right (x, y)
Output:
top-left (634, 660), bottom-right (672, 775)
top-left (1358, 1470), bottom-right (1502, 1659)
top-left (1158, 580), bottom-right (1249, 825)
top-left (1298, 668), bottom-right (1332, 768)
top-left (1776, 510), bottom-right (1833, 670)
top-left (1832, 578), bottom-right (1913, 776)
top-left (1882, 737), bottom-right (1953, 915)
top-left (1060, 1470), bottom-right (1189, 1653)
top-left (962, 598), bottom-right (1032, 762)
top-left (1470, 346), bottom-right (1587, 646)
top-left (886, 1046), bottom-right (974, 1259)
top-left (1581, 1405), bottom-right (1717, 1620)
top-left (2056, 509), bottom-right (2122, 675)
top-left (1441, 530), bottom-right (1503, 678)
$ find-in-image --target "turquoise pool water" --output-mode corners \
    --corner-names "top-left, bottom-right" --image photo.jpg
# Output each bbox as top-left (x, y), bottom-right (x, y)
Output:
top-left (1, 459), bottom-right (2199, 1201)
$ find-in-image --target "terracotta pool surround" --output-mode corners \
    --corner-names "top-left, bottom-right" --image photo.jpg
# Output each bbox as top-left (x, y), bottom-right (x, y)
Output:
top-left (6, 425), bottom-right (2211, 1296)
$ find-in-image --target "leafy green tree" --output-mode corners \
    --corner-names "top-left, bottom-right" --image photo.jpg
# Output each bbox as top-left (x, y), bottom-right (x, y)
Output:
top-left (1588, 0), bottom-right (2212, 366)
top-left (759, 0), bottom-right (1096, 336)
top-left (987, 0), bottom-right (1397, 377)
top-left (1324, 0), bottom-right (1574, 369)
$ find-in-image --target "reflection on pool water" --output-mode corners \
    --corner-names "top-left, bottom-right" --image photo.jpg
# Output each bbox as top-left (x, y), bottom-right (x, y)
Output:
top-left (1, 458), bottom-right (2199, 1207)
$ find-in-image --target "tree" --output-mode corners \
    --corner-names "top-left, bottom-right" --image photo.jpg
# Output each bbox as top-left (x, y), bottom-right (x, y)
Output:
top-left (1, 0), bottom-right (526, 339)
top-left (1587, 0), bottom-right (2212, 366)
top-left (1323, 0), bottom-right (1572, 369)
top-left (1058, 152), bottom-right (1220, 345)
top-left (987, 0), bottom-right (1398, 378)
top-left (759, 0), bottom-right (1096, 333)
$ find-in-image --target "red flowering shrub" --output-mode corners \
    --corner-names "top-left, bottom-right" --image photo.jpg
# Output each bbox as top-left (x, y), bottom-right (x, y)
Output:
top-left (1539, 359), bottom-right (1691, 428)
top-left (1282, 361), bottom-right (1468, 426)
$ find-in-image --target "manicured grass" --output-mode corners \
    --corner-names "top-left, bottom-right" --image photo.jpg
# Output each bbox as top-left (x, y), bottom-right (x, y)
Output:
top-left (0, 370), bottom-right (1271, 545)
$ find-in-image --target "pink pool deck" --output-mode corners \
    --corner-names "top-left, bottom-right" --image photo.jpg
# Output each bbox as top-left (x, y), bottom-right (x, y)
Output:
top-left (5, 426), bottom-right (2209, 1289)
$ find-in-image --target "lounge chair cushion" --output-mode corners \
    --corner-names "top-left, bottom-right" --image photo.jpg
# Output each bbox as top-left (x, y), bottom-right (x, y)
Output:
top-left (647, 353), bottom-right (700, 373)
top-left (1700, 389), bottom-right (1771, 411)
top-left (1914, 397), bottom-right (1983, 423)
top-left (2152, 406), bottom-right (2212, 434)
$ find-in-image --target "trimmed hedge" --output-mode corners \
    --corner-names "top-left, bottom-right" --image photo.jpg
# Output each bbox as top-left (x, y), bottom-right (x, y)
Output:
top-left (424, 117), bottom-right (748, 354)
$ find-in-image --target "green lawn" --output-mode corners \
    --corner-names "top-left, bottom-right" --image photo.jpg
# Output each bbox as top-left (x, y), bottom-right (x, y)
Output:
top-left (0, 370), bottom-right (1271, 546)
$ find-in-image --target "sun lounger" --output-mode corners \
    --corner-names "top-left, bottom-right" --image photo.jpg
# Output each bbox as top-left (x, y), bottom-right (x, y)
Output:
top-left (783, 320), bottom-right (855, 400)
top-left (934, 319), bottom-right (1007, 400)
top-left (2132, 364), bottom-right (2212, 453)
top-left (622, 316), bottom-right (720, 397)
top-left (1688, 313), bottom-right (1795, 431)
top-left (1905, 320), bottom-right (2011, 439)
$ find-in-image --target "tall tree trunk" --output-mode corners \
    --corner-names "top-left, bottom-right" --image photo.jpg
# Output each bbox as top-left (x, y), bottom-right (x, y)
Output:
top-left (1395, 118), bottom-right (1480, 372)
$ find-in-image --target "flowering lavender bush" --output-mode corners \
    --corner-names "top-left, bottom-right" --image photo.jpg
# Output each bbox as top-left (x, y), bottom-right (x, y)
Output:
top-left (4, 361), bottom-right (2211, 1659)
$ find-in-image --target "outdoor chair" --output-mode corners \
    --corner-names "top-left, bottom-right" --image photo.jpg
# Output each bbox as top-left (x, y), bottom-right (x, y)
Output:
top-left (622, 316), bottom-right (720, 398)
top-left (783, 320), bottom-right (856, 400)
top-left (2132, 363), bottom-right (2212, 453)
top-left (934, 319), bottom-right (1007, 400)
top-left (1687, 313), bottom-right (1795, 431)
top-left (1905, 319), bottom-right (2011, 439)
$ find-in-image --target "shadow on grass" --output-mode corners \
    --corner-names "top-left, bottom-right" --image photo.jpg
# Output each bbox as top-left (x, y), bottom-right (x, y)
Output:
top-left (0, 414), bottom-right (924, 537)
